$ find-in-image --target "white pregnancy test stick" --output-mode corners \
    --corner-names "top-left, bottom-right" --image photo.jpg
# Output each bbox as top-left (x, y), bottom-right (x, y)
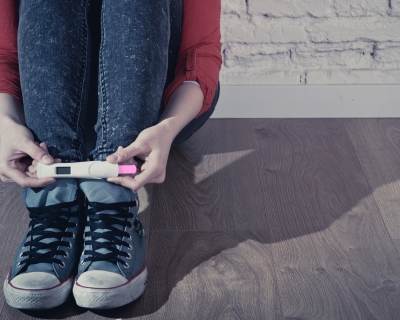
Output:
top-left (37, 161), bottom-right (137, 179)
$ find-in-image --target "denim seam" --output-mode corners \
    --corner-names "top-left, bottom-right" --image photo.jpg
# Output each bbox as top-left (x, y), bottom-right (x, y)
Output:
top-left (98, 1), bottom-right (109, 159)
top-left (74, 0), bottom-right (90, 161)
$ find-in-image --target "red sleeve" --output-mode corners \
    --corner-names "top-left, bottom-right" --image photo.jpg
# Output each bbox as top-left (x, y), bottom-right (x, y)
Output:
top-left (0, 0), bottom-right (21, 101)
top-left (163, 0), bottom-right (222, 117)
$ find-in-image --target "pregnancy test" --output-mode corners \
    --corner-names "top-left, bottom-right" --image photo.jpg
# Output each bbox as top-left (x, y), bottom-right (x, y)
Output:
top-left (37, 161), bottom-right (137, 179)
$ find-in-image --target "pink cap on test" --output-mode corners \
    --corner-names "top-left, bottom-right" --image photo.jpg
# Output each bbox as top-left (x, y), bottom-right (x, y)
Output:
top-left (118, 165), bottom-right (137, 175)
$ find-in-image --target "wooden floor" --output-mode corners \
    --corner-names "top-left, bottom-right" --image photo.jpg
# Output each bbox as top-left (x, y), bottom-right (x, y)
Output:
top-left (1, 119), bottom-right (400, 319)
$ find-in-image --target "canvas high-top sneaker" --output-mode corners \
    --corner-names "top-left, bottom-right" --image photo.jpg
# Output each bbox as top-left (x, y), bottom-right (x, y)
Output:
top-left (73, 180), bottom-right (146, 309)
top-left (4, 180), bottom-right (84, 309)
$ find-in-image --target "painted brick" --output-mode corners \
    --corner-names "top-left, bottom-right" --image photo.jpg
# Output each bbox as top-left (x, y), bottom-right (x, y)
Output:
top-left (373, 45), bottom-right (400, 65)
top-left (248, 0), bottom-right (387, 17)
top-left (253, 17), bottom-right (308, 43)
top-left (221, 0), bottom-right (247, 17)
top-left (292, 48), bottom-right (375, 70)
top-left (221, 15), bottom-right (255, 43)
top-left (225, 50), bottom-right (290, 69)
top-left (222, 15), bottom-right (309, 44)
top-left (307, 17), bottom-right (400, 42)
top-left (221, 1), bottom-right (400, 85)
top-left (220, 68), bottom-right (308, 85)
top-left (248, 0), bottom-right (335, 18)
top-left (333, 0), bottom-right (388, 17)
top-left (391, 0), bottom-right (400, 16)
top-left (306, 70), bottom-right (400, 84)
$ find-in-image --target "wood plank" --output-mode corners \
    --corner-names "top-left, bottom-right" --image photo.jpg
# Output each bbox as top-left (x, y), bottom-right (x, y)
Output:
top-left (0, 183), bottom-right (30, 225)
top-left (393, 240), bottom-right (400, 260)
top-left (0, 224), bottom-right (34, 319)
top-left (137, 184), bottom-right (153, 238)
top-left (344, 118), bottom-right (400, 239)
top-left (271, 201), bottom-right (400, 320)
top-left (253, 119), bottom-right (400, 319)
top-left (253, 118), bottom-right (372, 241)
top-left (151, 119), bottom-right (269, 231)
top-left (141, 231), bottom-right (280, 320)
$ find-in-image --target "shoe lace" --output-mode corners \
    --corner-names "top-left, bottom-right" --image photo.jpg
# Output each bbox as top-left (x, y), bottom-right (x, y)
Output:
top-left (21, 200), bottom-right (80, 269)
top-left (83, 201), bottom-right (142, 265)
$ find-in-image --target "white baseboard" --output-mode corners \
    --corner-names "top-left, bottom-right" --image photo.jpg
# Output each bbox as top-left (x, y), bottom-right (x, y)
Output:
top-left (212, 85), bottom-right (400, 118)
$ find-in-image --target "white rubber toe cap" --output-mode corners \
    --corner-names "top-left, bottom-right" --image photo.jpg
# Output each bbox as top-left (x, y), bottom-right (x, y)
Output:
top-left (76, 270), bottom-right (127, 288)
top-left (10, 272), bottom-right (60, 289)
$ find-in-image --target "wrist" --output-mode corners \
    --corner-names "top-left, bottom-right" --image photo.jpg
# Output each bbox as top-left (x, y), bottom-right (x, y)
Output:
top-left (0, 93), bottom-right (25, 126)
top-left (156, 118), bottom-right (183, 142)
top-left (0, 116), bottom-right (24, 137)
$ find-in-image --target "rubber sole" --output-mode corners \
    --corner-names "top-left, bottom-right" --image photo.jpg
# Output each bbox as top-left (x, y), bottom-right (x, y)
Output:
top-left (3, 274), bottom-right (73, 310)
top-left (73, 267), bottom-right (147, 309)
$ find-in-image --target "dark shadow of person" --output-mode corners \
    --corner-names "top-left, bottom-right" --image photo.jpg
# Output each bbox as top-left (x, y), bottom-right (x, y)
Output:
top-left (16, 118), bottom-right (400, 319)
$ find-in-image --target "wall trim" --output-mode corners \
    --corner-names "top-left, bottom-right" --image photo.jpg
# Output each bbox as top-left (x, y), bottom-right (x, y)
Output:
top-left (212, 85), bottom-right (400, 118)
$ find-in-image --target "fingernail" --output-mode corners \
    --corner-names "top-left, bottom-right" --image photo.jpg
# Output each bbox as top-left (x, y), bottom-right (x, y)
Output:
top-left (42, 155), bottom-right (53, 164)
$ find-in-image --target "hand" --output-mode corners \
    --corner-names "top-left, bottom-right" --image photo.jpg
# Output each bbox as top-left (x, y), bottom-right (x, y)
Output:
top-left (28, 150), bottom-right (62, 179)
top-left (106, 123), bottom-right (174, 191)
top-left (0, 122), bottom-right (56, 188)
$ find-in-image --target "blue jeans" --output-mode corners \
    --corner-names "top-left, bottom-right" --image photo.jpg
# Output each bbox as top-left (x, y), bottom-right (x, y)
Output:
top-left (18, 0), bottom-right (219, 206)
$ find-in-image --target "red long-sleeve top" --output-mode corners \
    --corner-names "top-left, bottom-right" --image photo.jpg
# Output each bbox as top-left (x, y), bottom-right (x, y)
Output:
top-left (0, 0), bottom-right (222, 117)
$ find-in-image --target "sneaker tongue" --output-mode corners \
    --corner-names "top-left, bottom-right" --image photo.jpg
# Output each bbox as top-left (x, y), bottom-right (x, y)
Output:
top-left (26, 262), bottom-right (54, 274)
top-left (87, 209), bottom-right (127, 274)
top-left (25, 222), bottom-right (65, 275)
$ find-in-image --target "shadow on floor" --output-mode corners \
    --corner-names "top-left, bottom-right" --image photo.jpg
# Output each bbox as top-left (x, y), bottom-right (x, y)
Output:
top-left (8, 119), bottom-right (400, 319)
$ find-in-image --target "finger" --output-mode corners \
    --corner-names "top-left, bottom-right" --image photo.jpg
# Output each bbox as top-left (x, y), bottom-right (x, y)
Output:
top-left (40, 142), bottom-right (49, 152)
top-left (6, 167), bottom-right (55, 188)
top-left (28, 165), bottom-right (36, 174)
top-left (107, 144), bottom-right (144, 164)
top-left (19, 139), bottom-right (54, 164)
top-left (108, 164), bottom-right (159, 191)
top-left (26, 171), bottom-right (37, 178)
top-left (117, 157), bottom-right (139, 167)
top-left (0, 175), bottom-right (13, 183)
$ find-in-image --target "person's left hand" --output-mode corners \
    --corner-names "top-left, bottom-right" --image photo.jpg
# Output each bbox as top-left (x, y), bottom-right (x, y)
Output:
top-left (106, 123), bottom-right (174, 191)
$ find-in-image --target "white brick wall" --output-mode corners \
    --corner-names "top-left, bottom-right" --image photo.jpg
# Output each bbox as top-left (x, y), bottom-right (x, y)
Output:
top-left (221, 0), bottom-right (400, 85)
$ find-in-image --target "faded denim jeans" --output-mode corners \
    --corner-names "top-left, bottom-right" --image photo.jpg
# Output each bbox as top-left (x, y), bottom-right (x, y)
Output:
top-left (17, 0), bottom-right (219, 207)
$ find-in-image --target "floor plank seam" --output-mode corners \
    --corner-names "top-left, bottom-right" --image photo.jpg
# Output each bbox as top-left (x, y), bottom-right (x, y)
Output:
top-left (343, 120), bottom-right (399, 244)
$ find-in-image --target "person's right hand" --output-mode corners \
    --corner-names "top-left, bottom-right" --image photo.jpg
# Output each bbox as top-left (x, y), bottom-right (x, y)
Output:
top-left (0, 122), bottom-right (56, 188)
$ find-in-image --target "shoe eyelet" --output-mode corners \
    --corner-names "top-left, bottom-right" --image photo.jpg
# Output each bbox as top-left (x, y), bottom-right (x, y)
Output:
top-left (126, 253), bottom-right (131, 260)
top-left (19, 252), bottom-right (23, 258)
top-left (128, 244), bottom-right (132, 250)
top-left (123, 262), bottom-right (129, 268)
top-left (59, 262), bottom-right (65, 268)
top-left (81, 260), bottom-right (85, 265)
top-left (17, 262), bottom-right (22, 268)
top-left (71, 234), bottom-right (75, 239)
top-left (63, 252), bottom-right (68, 258)
top-left (68, 243), bottom-right (72, 249)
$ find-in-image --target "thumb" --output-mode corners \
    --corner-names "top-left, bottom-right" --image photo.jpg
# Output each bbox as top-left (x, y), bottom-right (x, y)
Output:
top-left (107, 145), bottom-right (141, 163)
top-left (21, 140), bottom-right (54, 164)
